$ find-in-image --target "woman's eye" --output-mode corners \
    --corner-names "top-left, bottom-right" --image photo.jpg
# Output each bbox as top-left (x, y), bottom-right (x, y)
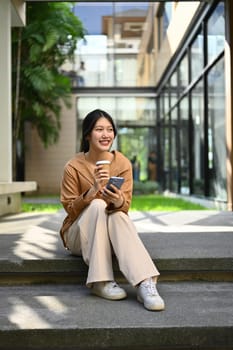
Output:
top-left (95, 127), bottom-right (113, 132)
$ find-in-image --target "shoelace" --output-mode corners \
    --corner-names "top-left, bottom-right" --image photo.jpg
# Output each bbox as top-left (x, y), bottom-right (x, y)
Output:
top-left (141, 280), bottom-right (158, 296)
top-left (104, 281), bottom-right (118, 289)
top-left (109, 281), bottom-right (118, 288)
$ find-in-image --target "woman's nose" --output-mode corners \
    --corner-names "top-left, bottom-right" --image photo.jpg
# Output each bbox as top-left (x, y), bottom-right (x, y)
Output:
top-left (102, 130), bottom-right (108, 137)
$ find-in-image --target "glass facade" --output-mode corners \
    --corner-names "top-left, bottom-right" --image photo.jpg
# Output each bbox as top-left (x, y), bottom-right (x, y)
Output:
top-left (157, 1), bottom-right (226, 202)
top-left (191, 29), bottom-right (204, 81)
top-left (207, 2), bottom-right (225, 64)
top-left (207, 58), bottom-right (226, 200)
top-left (77, 96), bottom-right (156, 181)
top-left (170, 107), bottom-right (178, 192)
top-left (157, 3), bottom-right (173, 50)
top-left (192, 79), bottom-right (205, 196)
top-left (63, 2), bottom-right (151, 87)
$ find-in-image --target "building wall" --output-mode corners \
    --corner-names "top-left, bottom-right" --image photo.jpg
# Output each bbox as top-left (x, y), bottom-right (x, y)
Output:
top-left (25, 95), bottom-right (77, 194)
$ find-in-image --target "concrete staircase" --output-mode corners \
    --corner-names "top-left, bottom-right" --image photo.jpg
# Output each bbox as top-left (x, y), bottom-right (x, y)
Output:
top-left (0, 209), bottom-right (233, 350)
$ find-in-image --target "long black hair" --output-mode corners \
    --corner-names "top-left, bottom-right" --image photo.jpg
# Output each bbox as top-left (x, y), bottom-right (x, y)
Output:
top-left (80, 109), bottom-right (117, 152)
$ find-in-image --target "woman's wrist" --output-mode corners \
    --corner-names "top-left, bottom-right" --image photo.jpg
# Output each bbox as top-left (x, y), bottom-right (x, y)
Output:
top-left (113, 195), bottom-right (124, 208)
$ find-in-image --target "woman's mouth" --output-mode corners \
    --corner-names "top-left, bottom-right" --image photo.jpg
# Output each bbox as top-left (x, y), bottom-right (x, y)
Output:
top-left (99, 140), bottom-right (110, 146)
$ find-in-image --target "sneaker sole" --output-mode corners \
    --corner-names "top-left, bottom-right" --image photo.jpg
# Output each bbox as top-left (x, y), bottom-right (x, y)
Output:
top-left (137, 295), bottom-right (165, 311)
top-left (91, 289), bottom-right (127, 301)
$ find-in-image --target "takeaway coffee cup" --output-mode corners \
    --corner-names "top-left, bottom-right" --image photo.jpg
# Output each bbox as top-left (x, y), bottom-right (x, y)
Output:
top-left (96, 160), bottom-right (111, 172)
top-left (96, 160), bottom-right (111, 183)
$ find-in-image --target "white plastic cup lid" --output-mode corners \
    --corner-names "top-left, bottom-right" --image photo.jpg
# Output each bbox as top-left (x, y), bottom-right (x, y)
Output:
top-left (96, 160), bottom-right (111, 165)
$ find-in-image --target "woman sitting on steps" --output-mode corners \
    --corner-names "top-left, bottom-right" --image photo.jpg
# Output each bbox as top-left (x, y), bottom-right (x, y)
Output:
top-left (59, 109), bottom-right (165, 311)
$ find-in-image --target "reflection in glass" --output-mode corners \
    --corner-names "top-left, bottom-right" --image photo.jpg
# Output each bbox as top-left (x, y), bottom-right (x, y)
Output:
top-left (77, 96), bottom-right (155, 123)
top-left (170, 71), bottom-right (178, 108)
top-left (163, 125), bottom-right (170, 190)
top-left (190, 30), bottom-right (204, 81)
top-left (77, 96), bottom-right (156, 180)
top-left (170, 108), bottom-right (178, 192)
top-left (162, 83), bottom-right (170, 116)
top-left (162, 3), bottom-right (173, 39)
top-left (67, 2), bottom-right (149, 87)
top-left (191, 79), bottom-right (204, 195)
top-left (207, 2), bottom-right (225, 64)
top-left (179, 97), bottom-right (190, 194)
top-left (179, 54), bottom-right (189, 94)
top-left (207, 58), bottom-right (226, 200)
top-left (119, 127), bottom-right (155, 181)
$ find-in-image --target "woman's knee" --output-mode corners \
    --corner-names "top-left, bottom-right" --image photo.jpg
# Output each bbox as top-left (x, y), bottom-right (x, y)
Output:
top-left (89, 198), bottom-right (107, 211)
top-left (109, 211), bottom-right (136, 233)
top-left (109, 210), bottom-right (127, 222)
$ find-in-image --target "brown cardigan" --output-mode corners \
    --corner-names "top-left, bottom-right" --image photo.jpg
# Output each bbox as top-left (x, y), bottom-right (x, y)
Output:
top-left (60, 150), bottom-right (133, 247)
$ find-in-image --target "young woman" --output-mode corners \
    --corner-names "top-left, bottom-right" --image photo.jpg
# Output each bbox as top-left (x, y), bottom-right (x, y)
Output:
top-left (60, 109), bottom-right (165, 311)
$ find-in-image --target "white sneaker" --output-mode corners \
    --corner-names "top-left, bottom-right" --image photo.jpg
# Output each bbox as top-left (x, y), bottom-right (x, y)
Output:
top-left (137, 278), bottom-right (165, 311)
top-left (91, 281), bottom-right (127, 300)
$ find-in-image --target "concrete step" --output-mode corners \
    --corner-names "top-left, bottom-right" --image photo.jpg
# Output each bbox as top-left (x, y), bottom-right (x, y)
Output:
top-left (0, 234), bottom-right (233, 284)
top-left (0, 281), bottom-right (232, 350)
top-left (0, 210), bottom-right (233, 349)
top-left (0, 210), bottom-right (233, 284)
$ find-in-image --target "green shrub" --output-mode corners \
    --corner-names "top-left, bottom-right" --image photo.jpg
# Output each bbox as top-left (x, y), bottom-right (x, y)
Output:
top-left (133, 180), bottom-right (159, 195)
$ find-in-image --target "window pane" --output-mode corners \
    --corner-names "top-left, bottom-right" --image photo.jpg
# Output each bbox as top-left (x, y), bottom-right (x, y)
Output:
top-left (179, 97), bottom-right (190, 194)
top-left (77, 96), bottom-right (155, 121)
top-left (207, 58), bottom-right (226, 200)
top-left (207, 2), bottom-right (225, 64)
top-left (119, 127), bottom-right (155, 181)
top-left (116, 97), bottom-right (156, 124)
top-left (77, 95), bottom-right (156, 148)
top-left (163, 125), bottom-right (170, 190)
top-left (170, 71), bottom-right (178, 107)
top-left (163, 83), bottom-right (170, 115)
top-left (190, 30), bottom-right (204, 81)
top-left (114, 3), bottom-right (148, 86)
top-left (159, 93), bottom-right (169, 189)
top-left (191, 79), bottom-right (204, 195)
top-left (157, 3), bottom-right (172, 49)
top-left (162, 3), bottom-right (172, 38)
top-left (171, 107), bottom-right (178, 192)
top-left (179, 54), bottom-right (189, 94)
top-left (70, 2), bottom-right (149, 87)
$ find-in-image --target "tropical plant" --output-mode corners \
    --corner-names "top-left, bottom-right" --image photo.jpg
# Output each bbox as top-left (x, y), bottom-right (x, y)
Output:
top-left (12, 2), bottom-right (84, 179)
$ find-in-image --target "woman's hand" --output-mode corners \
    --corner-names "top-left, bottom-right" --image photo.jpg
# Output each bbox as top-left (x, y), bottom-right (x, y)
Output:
top-left (85, 164), bottom-right (111, 201)
top-left (93, 164), bottom-right (110, 191)
top-left (102, 185), bottom-right (124, 208)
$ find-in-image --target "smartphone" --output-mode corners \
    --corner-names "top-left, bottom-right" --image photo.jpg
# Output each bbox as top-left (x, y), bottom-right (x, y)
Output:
top-left (106, 176), bottom-right (125, 192)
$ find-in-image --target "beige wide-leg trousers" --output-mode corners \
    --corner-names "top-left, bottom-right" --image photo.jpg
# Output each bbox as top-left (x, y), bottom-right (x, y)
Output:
top-left (65, 199), bottom-right (159, 287)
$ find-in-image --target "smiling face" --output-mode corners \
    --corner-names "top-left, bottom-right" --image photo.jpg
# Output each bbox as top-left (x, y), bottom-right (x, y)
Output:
top-left (87, 116), bottom-right (115, 153)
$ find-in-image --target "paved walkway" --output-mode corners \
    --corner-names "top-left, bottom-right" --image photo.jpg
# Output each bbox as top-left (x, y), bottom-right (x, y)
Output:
top-left (0, 209), bottom-right (233, 262)
top-left (1, 208), bottom-right (233, 233)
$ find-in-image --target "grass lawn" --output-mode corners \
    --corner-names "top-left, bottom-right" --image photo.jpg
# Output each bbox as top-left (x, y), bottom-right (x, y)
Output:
top-left (22, 202), bottom-right (62, 213)
top-left (22, 194), bottom-right (207, 213)
top-left (130, 194), bottom-right (207, 211)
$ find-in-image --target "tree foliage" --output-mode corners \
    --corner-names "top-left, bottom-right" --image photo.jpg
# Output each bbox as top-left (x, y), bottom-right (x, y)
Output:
top-left (12, 2), bottom-right (84, 179)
